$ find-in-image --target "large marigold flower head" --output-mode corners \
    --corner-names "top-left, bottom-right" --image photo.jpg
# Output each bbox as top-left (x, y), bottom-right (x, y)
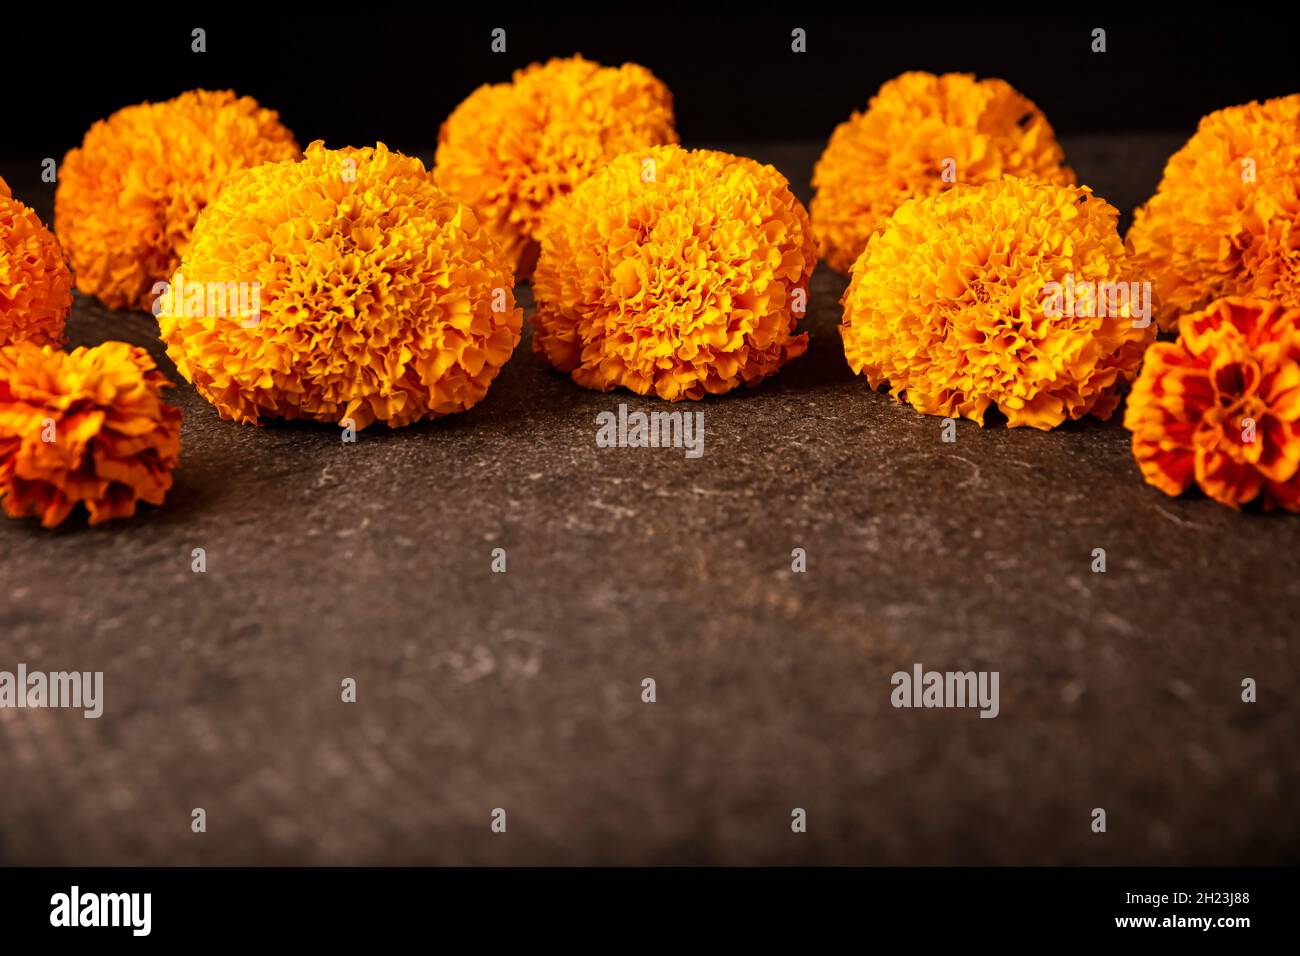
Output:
top-left (434, 54), bottom-right (678, 276)
top-left (841, 177), bottom-right (1155, 430)
top-left (812, 71), bottom-right (1074, 274)
top-left (0, 175), bottom-right (72, 347)
top-left (0, 341), bottom-right (181, 527)
top-left (531, 144), bottom-right (817, 401)
top-left (158, 141), bottom-right (523, 429)
top-left (1129, 95), bottom-right (1300, 331)
top-left (1124, 297), bottom-right (1300, 511)
top-left (55, 89), bottom-right (301, 311)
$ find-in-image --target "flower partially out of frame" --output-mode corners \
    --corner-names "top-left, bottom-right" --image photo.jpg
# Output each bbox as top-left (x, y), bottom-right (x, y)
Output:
top-left (0, 341), bottom-right (181, 527)
top-left (812, 71), bottom-right (1073, 274)
top-left (1125, 297), bottom-right (1300, 511)
top-left (55, 90), bottom-right (301, 311)
top-left (531, 144), bottom-right (817, 401)
top-left (0, 175), bottom-right (72, 348)
top-left (1129, 95), bottom-right (1300, 331)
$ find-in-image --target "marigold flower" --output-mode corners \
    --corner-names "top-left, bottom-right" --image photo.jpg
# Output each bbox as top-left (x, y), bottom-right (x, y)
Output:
top-left (1124, 297), bottom-right (1300, 511)
top-left (55, 89), bottom-right (301, 311)
top-left (1128, 95), bottom-right (1300, 331)
top-left (0, 175), bottom-right (72, 348)
top-left (434, 55), bottom-right (677, 276)
top-left (840, 177), bottom-right (1155, 429)
top-left (531, 144), bottom-right (817, 401)
top-left (812, 71), bottom-right (1074, 274)
top-left (158, 141), bottom-right (523, 429)
top-left (0, 341), bottom-right (181, 527)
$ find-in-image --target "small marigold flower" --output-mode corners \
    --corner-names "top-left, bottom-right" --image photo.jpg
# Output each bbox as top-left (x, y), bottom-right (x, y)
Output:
top-left (531, 144), bottom-right (817, 401)
top-left (55, 89), bottom-right (301, 311)
top-left (812, 71), bottom-right (1074, 274)
top-left (1124, 297), bottom-right (1300, 511)
top-left (434, 55), bottom-right (677, 276)
top-left (0, 175), bottom-right (72, 348)
top-left (158, 141), bottom-right (523, 429)
top-left (1129, 95), bottom-right (1300, 331)
top-left (0, 341), bottom-right (181, 527)
top-left (840, 177), bottom-right (1155, 430)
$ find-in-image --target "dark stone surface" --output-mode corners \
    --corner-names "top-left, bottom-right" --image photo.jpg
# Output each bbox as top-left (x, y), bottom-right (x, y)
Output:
top-left (1, 136), bottom-right (1297, 865)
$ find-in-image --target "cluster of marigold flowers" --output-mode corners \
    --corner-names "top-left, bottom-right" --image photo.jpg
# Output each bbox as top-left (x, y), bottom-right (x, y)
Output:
top-left (3, 62), bottom-right (1299, 526)
top-left (824, 81), bottom-right (1300, 511)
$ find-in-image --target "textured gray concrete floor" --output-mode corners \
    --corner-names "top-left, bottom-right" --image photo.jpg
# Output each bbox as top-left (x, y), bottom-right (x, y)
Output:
top-left (0, 136), bottom-right (1297, 865)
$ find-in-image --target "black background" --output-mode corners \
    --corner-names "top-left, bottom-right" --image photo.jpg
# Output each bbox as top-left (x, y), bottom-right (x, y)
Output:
top-left (6, 8), bottom-right (1299, 159)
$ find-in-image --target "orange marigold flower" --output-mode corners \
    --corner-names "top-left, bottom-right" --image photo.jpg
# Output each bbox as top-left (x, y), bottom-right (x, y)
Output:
top-left (1129, 95), bottom-right (1300, 331)
top-left (55, 89), bottom-right (301, 311)
top-left (434, 55), bottom-right (677, 276)
top-left (0, 175), bottom-right (72, 347)
top-left (841, 177), bottom-right (1155, 430)
top-left (1124, 297), bottom-right (1300, 511)
top-left (158, 141), bottom-right (523, 429)
top-left (0, 341), bottom-right (181, 527)
top-left (812, 71), bottom-right (1074, 274)
top-left (531, 144), bottom-right (817, 401)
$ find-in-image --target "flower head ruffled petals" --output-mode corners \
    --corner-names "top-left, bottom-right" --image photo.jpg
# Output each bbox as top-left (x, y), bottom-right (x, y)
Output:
top-left (0, 341), bottom-right (181, 527)
top-left (1, 175), bottom-right (72, 348)
top-left (841, 177), bottom-right (1155, 429)
top-left (532, 145), bottom-right (816, 400)
top-left (1124, 297), bottom-right (1300, 510)
top-left (55, 90), bottom-right (301, 310)
top-left (434, 55), bottom-right (677, 276)
top-left (1129, 95), bottom-right (1300, 331)
top-left (813, 72), bottom-right (1074, 274)
top-left (158, 142), bottom-right (523, 428)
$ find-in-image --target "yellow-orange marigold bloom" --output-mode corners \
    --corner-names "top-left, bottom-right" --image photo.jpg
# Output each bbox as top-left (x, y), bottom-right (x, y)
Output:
top-left (158, 142), bottom-right (523, 429)
top-left (434, 55), bottom-right (677, 276)
top-left (0, 175), bottom-right (72, 347)
top-left (1129, 95), bottom-right (1300, 331)
top-left (531, 145), bottom-right (817, 401)
top-left (841, 177), bottom-right (1155, 429)
top-left (55, 89), bottom-right (301, 311)
top-left (0, 341), bottom-right (181, 527)
top-left (812, 71), bottom-right (1074, 274)
top-left (1124, 298), bottom-right (1300, 511)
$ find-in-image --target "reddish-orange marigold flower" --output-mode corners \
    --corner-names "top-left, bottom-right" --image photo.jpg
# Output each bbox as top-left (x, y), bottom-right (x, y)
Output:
top-left (0, 341), bottom-right (181, 527)
top-left (1124, 297), bottom-right (1300, 510)
top-left (0, 174), bottom-right (72, 347)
